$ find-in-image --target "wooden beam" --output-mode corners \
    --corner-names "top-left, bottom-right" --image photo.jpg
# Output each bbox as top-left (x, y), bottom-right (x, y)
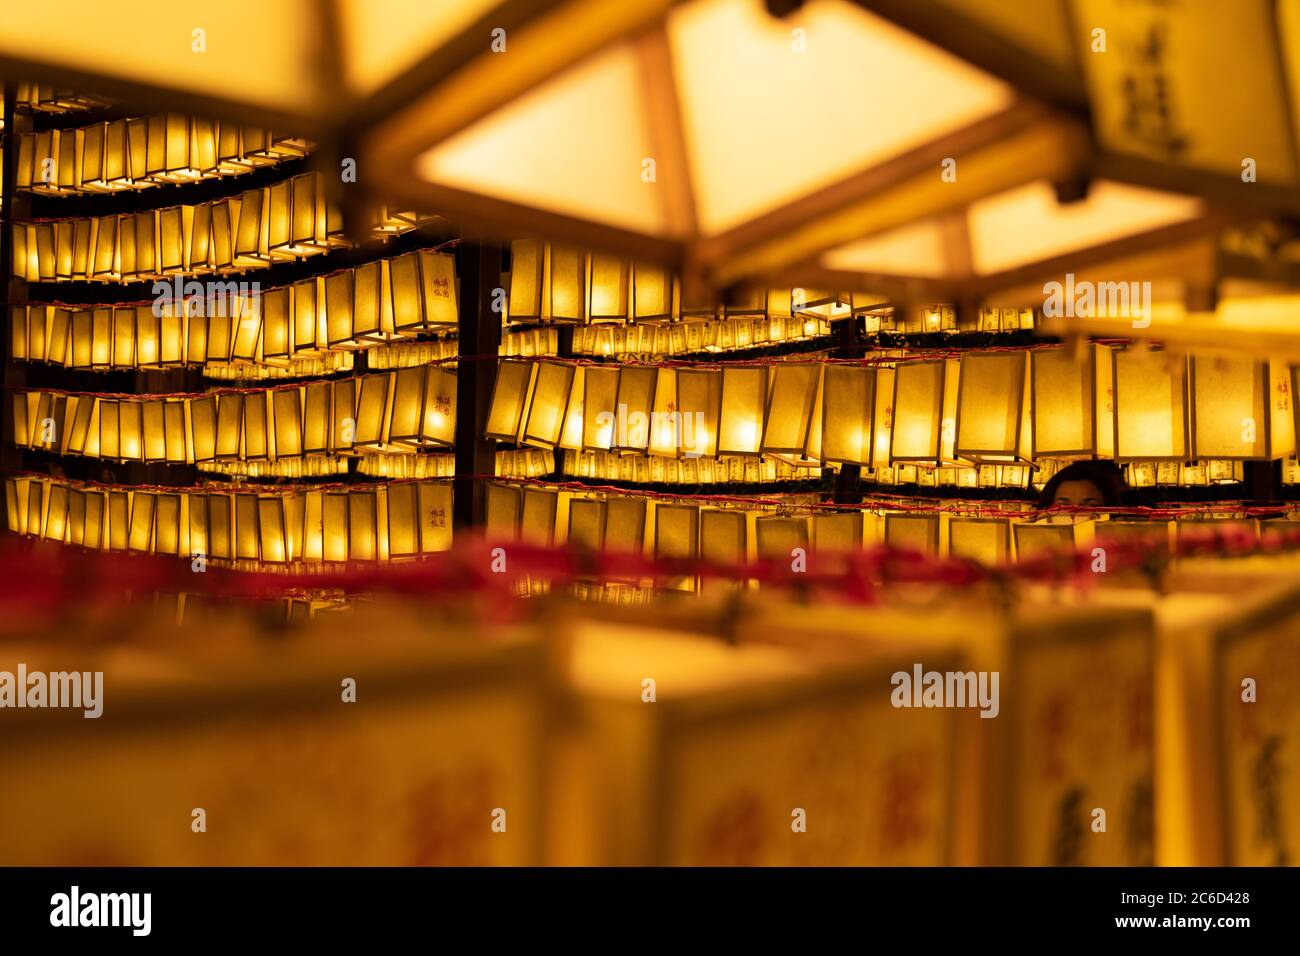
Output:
top-left (695, 103), bottom-right (1089, 289)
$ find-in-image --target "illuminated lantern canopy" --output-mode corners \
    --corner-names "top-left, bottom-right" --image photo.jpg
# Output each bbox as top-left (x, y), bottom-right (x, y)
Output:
top-left (1190, 357), bottom-right (1270, 460)
top-left (1112, 348), bottom-right (1189, 461)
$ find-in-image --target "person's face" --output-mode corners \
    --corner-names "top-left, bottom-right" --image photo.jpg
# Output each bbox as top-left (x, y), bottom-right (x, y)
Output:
top-left (1052, 479), bottom-right (1105, 507)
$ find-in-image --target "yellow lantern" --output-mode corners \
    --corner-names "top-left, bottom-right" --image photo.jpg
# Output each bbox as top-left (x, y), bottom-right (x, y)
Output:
top-left (549, 244), bottom-right (586, 323)
top-left (948, 516), bottom-right (1011, 564)
top-left (321, 492), bottom-right (348, 562)
top-left (522, 361), bottom-right (576, 448)
top-left (418, 250), bottom-right (458, 329)
top-left (520, 486), bottom-right (558, 545)
top-left (485, 360), bottom-right (536, 442)
top-left (884, 513), bottom-right (939, 555)
top-left (421, 366), bottom-right (457, 447)
top-left (127, 490), bottom-right (154, 552)
top-left (756, 515), bottom-right (809, 562)
top-left (954, 351), bottom-right (1029, 462)
top-left (762, 364), bottom-right (822, 458)
top-left (353, 372), bottom-right (391, 449)
top-left (164, 400), bottom-right (186, 463)
top-left (1190, 357), bottom-right (1270, 459)
top-left (1031, 343), bottom-right (1115, 460)
top-left (632, 262), bottom-right (675, 323)
top-left (820, 365), bottom-right (875, 465)
top-left (330, 379), bottom-right (357, 453)
top-left (244, 392), bottom-right (269, 461)
top-left (190, 395), bottom-right (218, 462)
top-left (588, 253), bottom-right (629, 324)
top-left (811, 511), bottom-right (863, 552)
top-left (417, 481), bottom-right (453, 552)
top-left (215, 393), bottom-right (243, 460)
top-left (613, 365), bottom-right (657, 453)
top-left (718, 366), bottom-right (767, 456)
top-left (1112, 348), bottom-right (1189, 461)
top-left (303, 382), bottom-right (331, 455)
top-left (675, 368), bottom-right (721, 459)
top-left (567, 497), bottom-right (605, 550)
top-left (389, 250), bottom-right (425, 333)
top-left (890, 360), bottom-right (946, 463)
top-left (581, 365), bottom-right (619, 451)
top-left (699, 509), bottom-right (748, 595)
top-left (507, 239), bottom-right (544, 322)
top-left (603, 495), bottom-right (647, 555)
top-left (654, 503), bottom-right (699, 592)
top-left (486, 482), bottom-right (522, 540)
top-left (349, 491), bottom-right (380, 561)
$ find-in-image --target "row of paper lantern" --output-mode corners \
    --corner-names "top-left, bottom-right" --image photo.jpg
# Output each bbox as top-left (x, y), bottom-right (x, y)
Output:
top-left (11, 171), bottom-right (438, 283)
top-left (570, 314), bottom-right (831, 359)
top-left (10, 250), bottom-right (458, 370)
top-left (485, 481), bottom-right (1270, 578)
top-left (12, 365), bottom-right (457, 464)
top-left (15, 113), bottom-right (310, 194)
top-left (486, 346), bottom-right (1298, 465)
top-left (191, 448), bottom-right (554, 481)
top-left (506, 238), bottom-right (850, 325)
top-left (13, 83), bottom-right (110, 113)
top-left (11, 300), bottom-right (556, 376)
top-left (6, 476), bottom-right (452, 563)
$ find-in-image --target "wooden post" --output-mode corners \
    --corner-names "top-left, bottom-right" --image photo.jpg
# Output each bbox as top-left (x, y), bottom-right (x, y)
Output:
top-left (453, 239), bottom-right (504, 531)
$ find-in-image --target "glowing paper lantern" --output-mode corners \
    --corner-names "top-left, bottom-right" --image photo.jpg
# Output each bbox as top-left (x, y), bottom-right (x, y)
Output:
top-left (675, 369), bottom-right (722, 459)
top-left (522, 361), bottom-right (576, 448)
top-left (811, 512), bottom-right (863, 552)
top-left (884, 514), bottom-right (939, 555)
top-left (485, 360), bottom-right (537, 441)
top-left (891, 360), bottom-right (946, 463)
top-left (954, 352), bottom-right (1029, 462)
top-left (486, 483), bottom-right (522, 540)
top-left (762, 364), bottom-right (822, 458)
top-left (756, 516), bottom-right (808, 561)
top-left (654, 503), bottom-right (699, 592)
top-left (1031, 344), bottom-right (1115, 459)
top-left (1113, 349), bottom-right (1189, 461)
top-left (718, 367), bottom-right (767, 456)
top-left (421, 367), bottom-right (457, 446)
top-left (700, 509), bottom-right (748, 595)
top-left (820, 365), bottom-right (875, 465)
top-left (567, 497), bottom-right (605, 550)
top-left (603, 495), bottom-right (647, 555)
top-left (613, 366), bottom-right (657, 453)
top-left (581, 366), bottom-right (619, 451)
top-left (1190, 357), bottom-right (1270, 460)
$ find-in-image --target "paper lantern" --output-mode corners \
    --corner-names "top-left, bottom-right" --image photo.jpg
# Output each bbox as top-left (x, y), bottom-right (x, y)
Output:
top-left (546, 244), bottom-right (587, 323)
top-left (416, 481), bottom-right (453, 552)
top-left (486, 483), bottom-right (522, 540)
top-left (1190, 357), bottom-right (1270, 460)
top-left (521, 361), bottom-right (576, 448)
top-left (215, 393), bottom-right (243, 460)
top-left (675, 369), bottom-right (722, 459)
top-left (420, 367), bottom-right (457, 446)
top-left (890, 360), bottom-right (946, 464)
top-left (316, 492), bottom-right (346, 562)
top-left (761, 364), bottom-right (822, 457)
top-left (717, 366), bottom-right (767, 456)
top-left (486, 360), bottom-right (537, 442)
top-left (820, 365), bottom-right (875, 465)
top-left (567, 497), bottom-right (605, 550)
top-left (507, 240), bottom-right (544, 321)
top-left (632, 262), bottom-right (675, 323)
top-left (756, 515), bottom-right (808, 562)
top-left (581, 365), bottom-right (619, 452)
top-left (612, 366), bottom-right (657, 453)
top-left (603, 495), bottom-right (647, 555)
top-left (417, 251), bottom-right (458, 329)
top-left (588, 253), bottom-right (629, 323)
top-left (1113, 349), bottom-right (1189, 461)
top-left (655, 503), bottom-right (699, 592)
top-left (520, 486), bottom-right (558, 546)
top-left (953, 351), bottom-right (1029, 463)
top-left (811, 512), bottom-right (863, 553)
top-left (1030, 344), bottom-right (1115, 459)
top-left (1013, 521), bottom-right (1088, 560)
top-left (699, 509), bottom-right (748, 595)
top-left (884, 514), bottom-right (939, 555)
top-left (353, 372), bottom-right (391, 449)
top-left (948, 517), bottom-right (1011, 564)
top-left (330, 379), bottom-right (357, 453)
